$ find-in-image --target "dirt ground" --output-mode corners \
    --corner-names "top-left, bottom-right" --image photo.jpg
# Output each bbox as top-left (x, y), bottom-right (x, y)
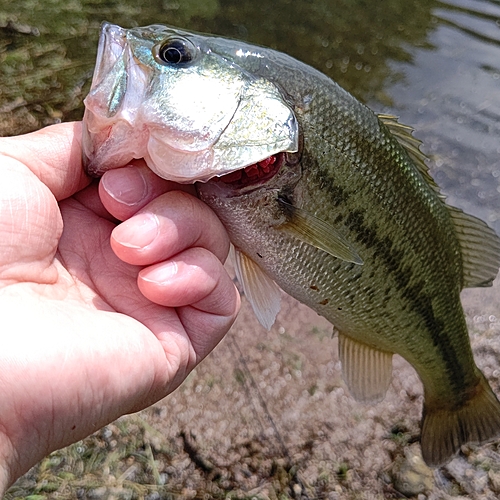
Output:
top-left (138, 275), bottom-right (500, 499)
top-left (8, 275), bottom-right (500, 499)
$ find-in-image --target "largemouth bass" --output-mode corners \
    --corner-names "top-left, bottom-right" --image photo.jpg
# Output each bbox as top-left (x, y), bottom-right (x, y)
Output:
top-left (83, 22), bottom-right (500, 466)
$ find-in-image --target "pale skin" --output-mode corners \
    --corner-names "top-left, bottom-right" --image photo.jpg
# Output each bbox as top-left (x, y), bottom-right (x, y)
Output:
top-left (0, 122), bottom-right (240, 493)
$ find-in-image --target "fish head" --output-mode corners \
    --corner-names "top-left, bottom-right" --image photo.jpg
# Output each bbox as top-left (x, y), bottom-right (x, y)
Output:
top-left (83, 22), bottom-right (299, 183)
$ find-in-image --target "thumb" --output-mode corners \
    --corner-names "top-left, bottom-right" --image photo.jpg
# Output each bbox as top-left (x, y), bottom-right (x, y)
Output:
top-left (0, 122), bottom-right (90, 201)
top-left (0, 122), bottom-right (90, 284)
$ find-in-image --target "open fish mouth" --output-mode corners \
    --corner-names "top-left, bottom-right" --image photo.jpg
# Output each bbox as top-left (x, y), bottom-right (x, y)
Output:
top-left (215, 153), bottom-right (285, 187)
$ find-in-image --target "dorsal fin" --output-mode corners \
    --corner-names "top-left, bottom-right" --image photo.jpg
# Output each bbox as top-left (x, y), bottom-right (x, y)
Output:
top-left (379, 114), bottom-right (500, 288)
top-left (447, 206), bottom-right (500, 288)
top-left (378, 114), bottom-right (444, 199)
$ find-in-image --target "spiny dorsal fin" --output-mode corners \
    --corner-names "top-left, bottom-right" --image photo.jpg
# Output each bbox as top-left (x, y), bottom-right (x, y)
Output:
top-left (232, 246), bottom-right (281, 330)
top-left (447, 206), bottom-right (500, 288)
top-left (338, 332), bottom-right (393, 403)
top-left (277, 198), bottom-right (363, 265)
top-left (378, 114), bottom-right (444, 199)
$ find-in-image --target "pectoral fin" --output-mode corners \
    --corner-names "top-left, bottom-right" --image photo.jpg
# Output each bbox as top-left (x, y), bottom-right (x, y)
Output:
top-left (338, 333), bottom-right (393, 403)
top-left (232, 246), bottom-right (281, 330)
top-left (277, 198), bottom-right (363, 265)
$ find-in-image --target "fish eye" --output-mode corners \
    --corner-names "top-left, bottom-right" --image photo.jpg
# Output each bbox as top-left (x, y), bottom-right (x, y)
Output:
top-left (153, 37), bottom-right (197, 66)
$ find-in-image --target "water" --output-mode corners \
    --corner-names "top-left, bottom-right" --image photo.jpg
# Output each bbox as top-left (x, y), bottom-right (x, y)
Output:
top-left (380, 0), bottom-right (500, 233)
top-left (0, 0), bottom-right (499, 229)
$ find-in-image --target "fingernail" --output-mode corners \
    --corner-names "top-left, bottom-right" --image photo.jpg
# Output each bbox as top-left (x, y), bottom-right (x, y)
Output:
top-left (141, 262), bottom-right (178, 284)
top-left (113, 213), bottom-right (159, 249)
top-left (101, 166), bottom-right (148, 206)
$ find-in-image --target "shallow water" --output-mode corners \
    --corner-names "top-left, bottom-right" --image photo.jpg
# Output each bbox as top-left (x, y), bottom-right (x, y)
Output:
top-left (0, 0), bottom-right (499, 229)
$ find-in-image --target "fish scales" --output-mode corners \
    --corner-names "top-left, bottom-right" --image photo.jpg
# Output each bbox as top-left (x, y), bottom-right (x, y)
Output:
top-left (202, 66), bottom-right (472, 393)
top-left (82, 22), bottom-right (500, 466)
top-left (202, 139), bottom-right (474, 397)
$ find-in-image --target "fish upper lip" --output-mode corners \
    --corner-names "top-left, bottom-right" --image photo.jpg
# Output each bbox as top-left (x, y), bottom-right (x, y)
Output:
top-left (91, 22), bottom-right (127, 88)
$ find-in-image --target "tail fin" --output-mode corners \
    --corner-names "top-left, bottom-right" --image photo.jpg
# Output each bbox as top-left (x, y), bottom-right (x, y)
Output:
top-left (421, 374), bottom-right (500, 467)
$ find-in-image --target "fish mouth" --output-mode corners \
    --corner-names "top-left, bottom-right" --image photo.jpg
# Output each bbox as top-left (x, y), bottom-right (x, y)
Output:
top-left (214, 153), bottom-right (285, 188)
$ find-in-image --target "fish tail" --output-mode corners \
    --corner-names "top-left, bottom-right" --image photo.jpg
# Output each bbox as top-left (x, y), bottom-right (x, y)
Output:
top-left (421, 373), bottom-right (500, 467)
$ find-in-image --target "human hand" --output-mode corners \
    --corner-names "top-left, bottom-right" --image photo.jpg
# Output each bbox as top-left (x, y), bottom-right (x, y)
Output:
top-left (0, 122), bottom-right (240, 492)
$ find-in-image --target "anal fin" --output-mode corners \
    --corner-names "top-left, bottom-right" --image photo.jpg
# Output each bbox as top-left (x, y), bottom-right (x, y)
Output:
top-left (232, 246), bottom-right (281, 330)
top-left (338, 333), bottom-right (393, 403)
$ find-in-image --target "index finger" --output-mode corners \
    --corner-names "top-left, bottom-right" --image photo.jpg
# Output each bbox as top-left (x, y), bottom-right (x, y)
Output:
top-left (98, 162), bottom-right (197, 222)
